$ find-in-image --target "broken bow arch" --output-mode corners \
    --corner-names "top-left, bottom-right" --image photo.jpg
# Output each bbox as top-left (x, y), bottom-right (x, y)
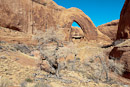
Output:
top-left (58, 7), bottom-right (98, 40)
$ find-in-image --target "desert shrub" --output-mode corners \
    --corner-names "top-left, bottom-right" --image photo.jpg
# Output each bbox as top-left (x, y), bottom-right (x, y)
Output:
top-left (83, 57), bottom-right (108, 83)
top-left (25, 78), bottom-right (33, 83)
top-left (108, 59), bottom-right (125, 75)
top-left (13, 44), bottom-right (31, 54)
top-left (33, 27), bottom-right (73, 77)
top-left (34, 81), bottom-right (51, 87)
top-left (21, 81), bottom-right (27, 87)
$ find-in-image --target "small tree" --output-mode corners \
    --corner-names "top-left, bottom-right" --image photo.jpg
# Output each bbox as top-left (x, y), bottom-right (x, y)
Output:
top-left (33, 27), bottom-right (71, 77)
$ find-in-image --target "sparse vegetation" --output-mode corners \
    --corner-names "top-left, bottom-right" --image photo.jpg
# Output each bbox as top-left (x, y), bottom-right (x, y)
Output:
top-left (0, 78), bottom-right (12, 87)
top-left (108, 59), bottom-right (125, 75)
top-left (25, 78), bottom-right (33, 83)
top-left (33, 27), bottom-right (73, 77)
top-left (34, 81), bottom-right (51, 87)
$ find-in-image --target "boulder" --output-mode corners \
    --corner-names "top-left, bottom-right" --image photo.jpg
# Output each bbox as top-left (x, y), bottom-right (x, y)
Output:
top-left (97, 20), bottom-right (119, 41)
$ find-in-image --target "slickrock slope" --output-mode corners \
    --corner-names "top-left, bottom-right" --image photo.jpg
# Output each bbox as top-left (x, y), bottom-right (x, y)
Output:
top-left (97, 20), bottom-right (119, 41)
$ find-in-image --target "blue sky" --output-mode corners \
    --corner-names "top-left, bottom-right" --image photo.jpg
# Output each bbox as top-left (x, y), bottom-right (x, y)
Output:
top-left (53, 0), bottom-right (125, 27)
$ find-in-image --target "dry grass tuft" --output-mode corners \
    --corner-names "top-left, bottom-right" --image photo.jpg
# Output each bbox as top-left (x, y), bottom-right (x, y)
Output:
top-left (108, 59), bottom-right (125, 75)
top-left (0, 78), bottom-right (12, 87)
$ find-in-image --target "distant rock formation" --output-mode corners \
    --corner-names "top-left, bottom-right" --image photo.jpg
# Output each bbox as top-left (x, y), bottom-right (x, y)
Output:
top-left (97, 20), bottom-right (119, 41)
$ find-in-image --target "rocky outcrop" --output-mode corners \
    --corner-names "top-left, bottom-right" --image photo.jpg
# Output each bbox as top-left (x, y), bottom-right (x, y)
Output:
top-left (97, 20), bottom-right (119, 41)
top-left (0, 0), bottom-right (65, 34)
top-left (0, 0), bottom-right (98, 41)
top-left (116, 0), bottom-right (130, 39)
top-left (109, 40), bottom-right (130, 79)
top-left (58, 8), bottom-right (98, 40)
top-left (109, 0), bottom-right (130, 79)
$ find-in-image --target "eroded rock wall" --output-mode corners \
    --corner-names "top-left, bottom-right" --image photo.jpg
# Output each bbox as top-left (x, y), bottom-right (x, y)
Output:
top-left (0, 0), bottom-right (98, 41)
top-left (116, 0), bottom-right (130, 39)
top-left (109, 0), bottom-right (130, 79)
top-left (0, 0), bottom-right (65, 34)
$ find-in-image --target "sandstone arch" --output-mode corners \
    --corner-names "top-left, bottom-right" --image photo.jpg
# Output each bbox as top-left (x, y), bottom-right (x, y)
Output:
top-left (58, 7), bottom-right (98, 40)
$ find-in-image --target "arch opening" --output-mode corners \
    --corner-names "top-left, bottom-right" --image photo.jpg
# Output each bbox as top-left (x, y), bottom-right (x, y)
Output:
top-left (70, 21), bottom-right (84, 41)
top-left (72, 21), bottom-right (81, 28)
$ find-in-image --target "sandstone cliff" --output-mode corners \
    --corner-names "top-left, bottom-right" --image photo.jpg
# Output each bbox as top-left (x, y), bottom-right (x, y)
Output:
top-left (109, 0), bottom-right (130, 79)
top-left (0, 0), bottom-right (99, 41)
top-left (116, 0), bottom-right (130, 39)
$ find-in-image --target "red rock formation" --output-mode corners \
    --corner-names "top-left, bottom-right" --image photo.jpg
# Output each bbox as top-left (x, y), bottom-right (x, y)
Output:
top-left (109, 40), bottom-right (130, 79)
top-left (0, 0), bottom-right (98, 41)
top-left (0, 0), bottom-right (65, 34)
top-left (58, 8), bottom-right (98, 40)
top-left (109, 0), bottom-right (130, 79)
top-left (97, 20), bottom-right (119, 41)
top-left (116, 0), bottom-right (130, 39)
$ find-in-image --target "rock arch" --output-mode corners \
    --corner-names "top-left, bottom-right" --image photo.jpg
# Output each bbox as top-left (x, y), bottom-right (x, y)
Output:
top-left (58, 7), bottom-right (98, 40)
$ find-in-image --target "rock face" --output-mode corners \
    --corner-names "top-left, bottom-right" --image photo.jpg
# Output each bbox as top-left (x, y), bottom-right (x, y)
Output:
top-left (97, 20), bottom-right (119, 41)
top-left (109, 40), bottom-right (130, 79)
top-left (0, 0), bottom-right (98, 41)
top-left (116, 0), bottom-right (130, 39)
top-left (0, 0), bottom-right (64, 34)
top-left (109, 0), bottom-right (130, 79)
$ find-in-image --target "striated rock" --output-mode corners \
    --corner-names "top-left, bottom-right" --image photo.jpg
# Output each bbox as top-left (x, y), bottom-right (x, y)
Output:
top-left (0, 0), bottom-right (65, 34)
top-left (116, 0), bottom-right (130, 39)
top-left (97, 20), bottom-right (119, 41)
top-left (0, 0), bottom-right (98, 41)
